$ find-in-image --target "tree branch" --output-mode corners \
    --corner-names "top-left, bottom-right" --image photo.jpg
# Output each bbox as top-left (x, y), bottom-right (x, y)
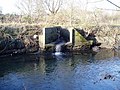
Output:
top-left (106, 0), bottom-right (120, 9)
top-left (96, 8), bottom-right (120, 11)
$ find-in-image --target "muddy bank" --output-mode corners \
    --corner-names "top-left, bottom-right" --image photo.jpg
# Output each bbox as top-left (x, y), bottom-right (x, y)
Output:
top-left (85, 25), bottom-right (120, 49)
top-left (0, 24), bottom-right (42, 56)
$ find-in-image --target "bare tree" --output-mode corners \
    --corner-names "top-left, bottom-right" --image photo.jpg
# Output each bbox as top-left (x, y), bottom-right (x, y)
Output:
top-left (16, 0), bottom-right (35, 15)
top-left (106, 0), bottom-right (120, 9)
top-left (34, 0), bottom-right (44, 16)
top-left (33, 0), bottom-right (45, 22)
top-left (16, 0), bottom-right (35, 23)
top-left (16, 0), bottom-right (45, 23)
top-left (44, 0), bottom-right (63, 15)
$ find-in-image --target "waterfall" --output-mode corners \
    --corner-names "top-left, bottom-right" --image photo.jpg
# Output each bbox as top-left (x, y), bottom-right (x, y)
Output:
top-left (54, 41), bottom-right (65, 55)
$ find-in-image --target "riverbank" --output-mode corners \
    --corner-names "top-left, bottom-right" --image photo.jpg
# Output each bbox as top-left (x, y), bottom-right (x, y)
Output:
top-left (0, 24), bottom-right (120, 56)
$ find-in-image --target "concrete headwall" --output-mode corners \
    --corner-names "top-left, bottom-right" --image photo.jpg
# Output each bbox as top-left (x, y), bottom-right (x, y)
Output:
top-left (38, 26), bottom-right (92, 50)
top-left (39, 26), bottom-right (120, 51)
top-left (44, 27), bottom-right (61, 44)
top-left (39, 27), bottom-right (59, 49)
top-left (39, 26), bottom-right (72, 49)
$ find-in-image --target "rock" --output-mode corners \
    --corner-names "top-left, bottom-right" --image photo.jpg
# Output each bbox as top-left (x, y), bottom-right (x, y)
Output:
top-left (103, 74), bottom-right (114, 80)
top-left (92, 46), bottom-right (99, 52)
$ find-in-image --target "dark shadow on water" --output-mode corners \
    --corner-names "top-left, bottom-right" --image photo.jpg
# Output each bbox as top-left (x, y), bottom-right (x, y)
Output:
top-left (0, 49), bottom-right (118, 77)
top-left (0, 54), bottom-right (40, 77)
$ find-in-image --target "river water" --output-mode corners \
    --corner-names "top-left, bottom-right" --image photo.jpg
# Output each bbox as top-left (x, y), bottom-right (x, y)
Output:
top-left (0, 49), bottom-right (120, 90)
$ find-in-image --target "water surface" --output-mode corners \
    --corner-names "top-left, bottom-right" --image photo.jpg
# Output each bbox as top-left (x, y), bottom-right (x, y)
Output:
top-left (0, 49), bottom-right (120, 90)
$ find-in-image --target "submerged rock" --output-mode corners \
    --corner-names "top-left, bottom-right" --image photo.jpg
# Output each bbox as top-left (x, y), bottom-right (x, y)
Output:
top-left (104, 74), bottom-right (113, 79)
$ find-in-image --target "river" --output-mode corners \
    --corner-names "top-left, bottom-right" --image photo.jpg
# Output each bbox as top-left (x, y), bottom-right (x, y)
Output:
top-left (0, 49), bottom-right (120, 90)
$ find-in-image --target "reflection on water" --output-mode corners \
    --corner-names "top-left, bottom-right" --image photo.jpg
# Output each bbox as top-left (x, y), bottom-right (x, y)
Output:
top-left (1, 49), bottom-right (120, 90)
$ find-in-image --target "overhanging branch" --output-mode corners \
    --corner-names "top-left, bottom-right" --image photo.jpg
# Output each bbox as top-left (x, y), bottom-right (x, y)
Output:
top-left (106, 0), bottom-right (120, 9)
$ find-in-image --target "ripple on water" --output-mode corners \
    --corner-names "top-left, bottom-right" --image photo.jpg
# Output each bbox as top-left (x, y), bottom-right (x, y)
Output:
top-left (0, 50), bottom-right (120, 90)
